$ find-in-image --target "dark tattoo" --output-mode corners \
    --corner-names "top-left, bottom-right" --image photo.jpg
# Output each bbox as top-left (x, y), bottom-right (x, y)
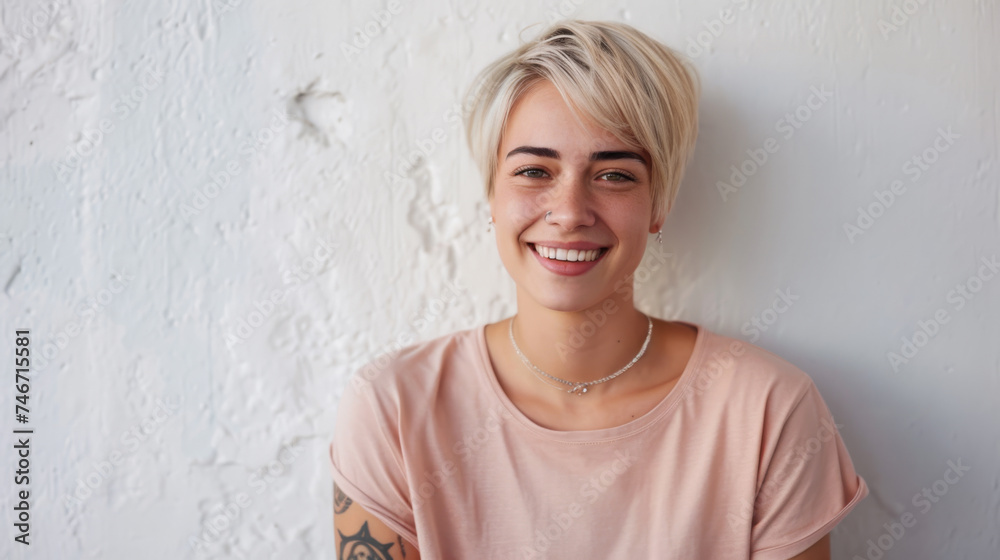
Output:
top-left (398, 535), bottom-right (407, 558)
top-left (338, 521), bottom-right (395, 560)
top-left (334, 484), bottom-right (354, 514)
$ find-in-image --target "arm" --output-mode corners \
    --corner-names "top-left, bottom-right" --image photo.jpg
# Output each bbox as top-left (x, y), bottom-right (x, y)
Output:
top-left (334, 483), bottom-right (420, 560)
top-left (786, 533), bottom-right (830, 560)
top-left (749, 377), bottom-right (868, 559)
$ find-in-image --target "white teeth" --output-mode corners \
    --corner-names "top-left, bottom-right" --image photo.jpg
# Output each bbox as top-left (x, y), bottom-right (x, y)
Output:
top-left (534, 244), bottom-right (602, 262)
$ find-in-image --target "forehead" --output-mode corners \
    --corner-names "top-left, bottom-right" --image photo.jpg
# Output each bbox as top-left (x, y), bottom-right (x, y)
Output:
top-left (499, 80), bottom-right (642, 158)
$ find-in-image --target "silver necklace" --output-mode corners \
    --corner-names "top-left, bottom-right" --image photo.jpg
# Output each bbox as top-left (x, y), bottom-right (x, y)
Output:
top-left (508, 314), bottom-right (653, 395)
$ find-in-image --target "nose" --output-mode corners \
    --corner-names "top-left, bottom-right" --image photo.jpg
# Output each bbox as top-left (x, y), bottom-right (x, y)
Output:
top-left (539, 172), bottom-right (595, 231)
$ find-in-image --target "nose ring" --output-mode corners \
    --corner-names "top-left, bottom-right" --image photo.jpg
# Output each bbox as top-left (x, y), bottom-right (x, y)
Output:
top-left (544, 211), bottom-right (552, 224)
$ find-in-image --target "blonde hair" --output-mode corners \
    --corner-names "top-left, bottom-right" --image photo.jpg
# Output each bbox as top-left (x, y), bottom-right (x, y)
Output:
top-left (463, 20), bottom-right (700, 224)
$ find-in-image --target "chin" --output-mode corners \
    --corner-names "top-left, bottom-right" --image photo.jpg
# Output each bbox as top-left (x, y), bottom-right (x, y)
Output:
top-left (523, 282), bottom-right (614, 314)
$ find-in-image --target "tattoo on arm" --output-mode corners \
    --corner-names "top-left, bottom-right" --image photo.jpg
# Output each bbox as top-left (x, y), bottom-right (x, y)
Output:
top-left (334, 483), bottom-right (410, 559)
top-left (334, 483), bottom-right (354, 514)
top-left (338, 521), bottom-right (395, 560)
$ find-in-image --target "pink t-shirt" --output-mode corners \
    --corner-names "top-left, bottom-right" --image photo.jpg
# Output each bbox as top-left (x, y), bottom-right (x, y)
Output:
top-left (328, 321), bottom-right (868, 559)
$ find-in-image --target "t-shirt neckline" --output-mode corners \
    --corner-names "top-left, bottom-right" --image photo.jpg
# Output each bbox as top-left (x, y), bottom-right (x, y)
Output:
top-left (474, 319), bottom-right (711, 443)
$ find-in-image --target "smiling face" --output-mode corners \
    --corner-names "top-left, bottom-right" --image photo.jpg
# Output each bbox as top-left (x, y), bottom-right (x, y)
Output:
top-left (490, 79), bottom-right (662, 312)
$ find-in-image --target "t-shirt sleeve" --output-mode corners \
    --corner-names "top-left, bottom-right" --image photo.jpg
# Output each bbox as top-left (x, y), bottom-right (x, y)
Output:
top-left (749, 380), bottom-right (869, 560)
top-left (328, 374), bottom-right (417, 544)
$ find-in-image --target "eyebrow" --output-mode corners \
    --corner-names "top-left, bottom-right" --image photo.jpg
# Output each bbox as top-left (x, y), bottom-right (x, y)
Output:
top-left (505, 146), bottom-right (646, 164)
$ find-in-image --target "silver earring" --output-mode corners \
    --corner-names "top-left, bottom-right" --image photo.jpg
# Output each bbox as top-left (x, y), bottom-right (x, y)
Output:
top-left (487, 217), bottom-right (494, 232)
top-left (544, 211), bottom-right (552, 224)
top-left (657, 230), bottom-right (662, 244)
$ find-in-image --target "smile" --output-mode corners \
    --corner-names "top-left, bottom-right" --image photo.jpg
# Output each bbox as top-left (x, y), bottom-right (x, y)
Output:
top-left (529, 243), bottom-right (607, 262)
top-left (527, 243), bottom-right (610, 277)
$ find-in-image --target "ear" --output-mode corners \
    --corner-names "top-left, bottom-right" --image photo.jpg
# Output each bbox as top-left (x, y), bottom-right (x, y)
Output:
top-left (649, 207), bottom-right (664, 234)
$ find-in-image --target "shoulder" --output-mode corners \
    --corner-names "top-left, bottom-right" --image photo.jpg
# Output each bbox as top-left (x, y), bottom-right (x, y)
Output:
top-left (682, 326), bottom-right (843, 467)
top-left (343, 323), bottom-right (484, 407)
top-left (688, 325), bottom-right (817, 411)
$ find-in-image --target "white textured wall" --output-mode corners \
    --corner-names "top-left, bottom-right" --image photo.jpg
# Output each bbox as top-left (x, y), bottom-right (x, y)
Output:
top-left (1, 0), bottom-right (997, 558)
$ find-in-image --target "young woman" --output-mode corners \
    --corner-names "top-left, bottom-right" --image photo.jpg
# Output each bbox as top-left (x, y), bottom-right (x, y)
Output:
top-left (329, 19), bottom-right (868, 559)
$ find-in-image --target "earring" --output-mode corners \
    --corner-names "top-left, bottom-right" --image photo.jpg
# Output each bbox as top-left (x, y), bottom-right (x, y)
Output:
top-left (657, 230), bottom-right (662, 244)
top-left (487, 217), bottom-right (494, 232)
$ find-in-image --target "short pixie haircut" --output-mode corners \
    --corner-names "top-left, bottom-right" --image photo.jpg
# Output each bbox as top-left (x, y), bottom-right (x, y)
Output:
top-left (463, 19), bottom-right (700, 225)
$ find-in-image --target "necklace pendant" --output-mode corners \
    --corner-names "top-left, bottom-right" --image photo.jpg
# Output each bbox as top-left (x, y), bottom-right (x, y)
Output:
top-left (510, 314), bottom-right (652, 396)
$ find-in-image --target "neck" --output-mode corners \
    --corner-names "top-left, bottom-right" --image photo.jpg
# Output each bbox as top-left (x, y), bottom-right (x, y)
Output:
top-left (511, 290), bottom-right (651, 385)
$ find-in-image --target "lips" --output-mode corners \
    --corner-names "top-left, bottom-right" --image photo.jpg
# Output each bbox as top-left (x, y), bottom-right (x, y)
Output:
top-left (529, 243), bottom-right (608, 262)
top-left (528, 240), bottom-right (606, 250)
top-left (527, 242), bottom-right (609, 276)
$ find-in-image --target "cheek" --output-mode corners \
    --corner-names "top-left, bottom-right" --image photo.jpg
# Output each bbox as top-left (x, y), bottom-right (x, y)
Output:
top-left (495, 192), bottom-right (538, 233)
top-left (496, 179), bottom-right (554, 213)
top-left (607, 206), bottom-right (652, 251)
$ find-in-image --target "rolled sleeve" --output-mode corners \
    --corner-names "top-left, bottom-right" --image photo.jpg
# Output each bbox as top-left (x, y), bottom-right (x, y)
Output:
top-left (328, 372), bottom-right (417, 544)
top-left (750, 381), bottom-right (869, 559)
